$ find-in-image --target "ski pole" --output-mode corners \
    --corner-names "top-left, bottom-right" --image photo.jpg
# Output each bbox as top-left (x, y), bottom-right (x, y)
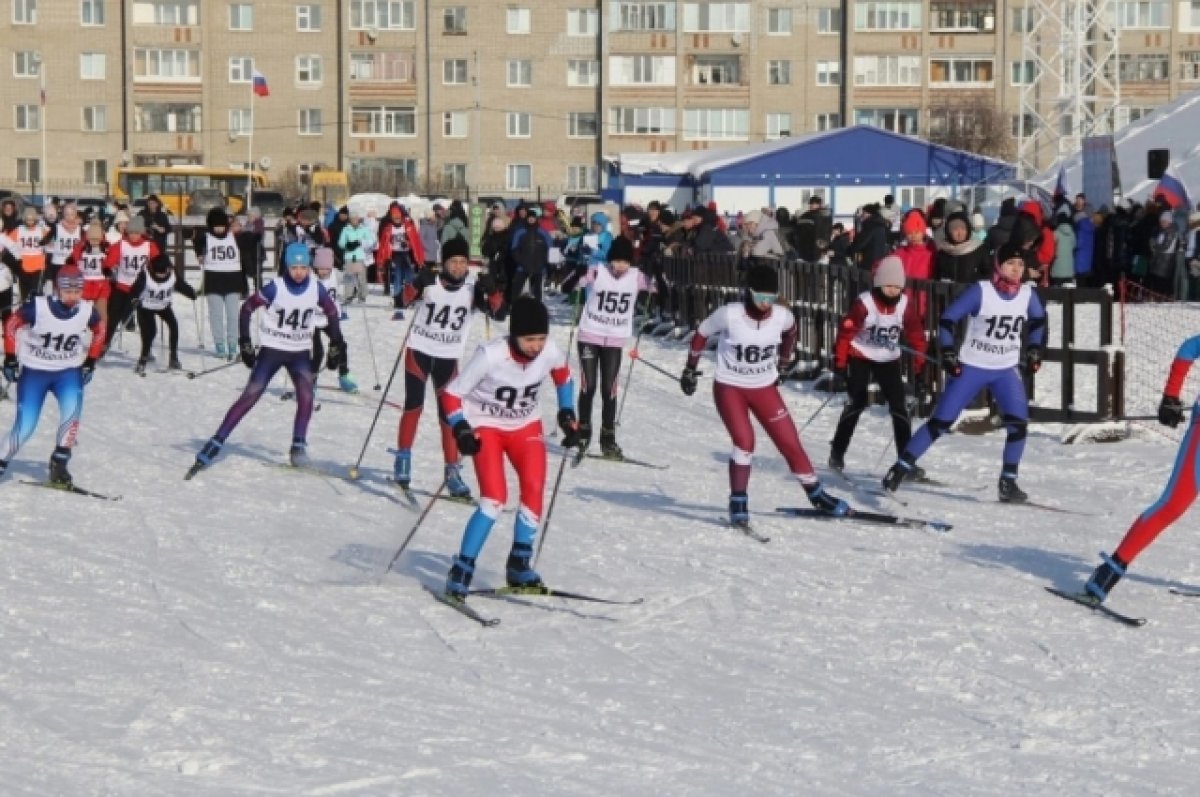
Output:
top-left (798, 393), bottom-right (837, 435)
top-left (360, 299), bottom-right (383, 390)
top-left (185, 358), bottom-right (242, 380)
top-left (533, 448), bottom-right (572, 567)
top-left (379, 478), bottom-right (447, 581)
top-left (626, 350), bottom-right (700, 382)
top-left (615, 293), bottom-right (653, 427)
top-left (348, 315), bottom-right (416, 480)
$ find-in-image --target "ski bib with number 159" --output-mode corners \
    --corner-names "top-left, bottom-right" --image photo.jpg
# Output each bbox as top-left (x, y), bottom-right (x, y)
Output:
top-left (958, 281), bottom-right (1031, 370)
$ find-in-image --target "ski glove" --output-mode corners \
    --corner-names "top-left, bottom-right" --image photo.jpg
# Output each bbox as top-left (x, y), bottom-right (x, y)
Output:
top-left (1023, 347), bottom-right (1043, 374)
top-left (81, 357), bottom-right (96, 386)
top-left (238, 338), bottom-right (257, 369)
top-left (453, 419), bottom-right (481, 456)
top-left (940, 350), bottom-right (962, 378)
top-left (1159, 394), bottom-right (1185, 428)
top-left (680, 366), bottom-right (699, 396)
top-left (326, 340), bottom-right (347, 372)
top-left (557, 408), bottom-right (581, 448)
top-left (3, 354), bottom-right (19, 383)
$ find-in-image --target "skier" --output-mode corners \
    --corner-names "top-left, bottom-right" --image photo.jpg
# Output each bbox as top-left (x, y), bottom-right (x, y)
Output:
top-left (394, 235), bottom-right (506, 499)
top-left (102, 216), bottom-right (158, 350)
top-left (194, 208), bottom-right (244, 360)
top-left (881, 242), bottom-right (1047, 501)
top-left (46, 204), bottom-right (85, 289)
top-left (0, 266), bottom-right (105, 485)
top-left (188, 243), bottom-right (347, 476)
top-left (71, 221), bottom-right (112, 329)
top-left (829, 255), bottom-right (927, 473)
top-left (312, 246), bottom-right (358, 393)
top-left (438, 296), bottom-right (580, 597)
top-left (1080, 336), bottom-right (1200, 603)
top-left (134, 252), bottom-right (197, 374)
top-left (679, 263), bottom-right (849, 526)
top-left (565, 234), bottom-right (650, 458)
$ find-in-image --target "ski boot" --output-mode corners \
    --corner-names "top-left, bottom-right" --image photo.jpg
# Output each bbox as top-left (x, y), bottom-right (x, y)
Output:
top-left (289, 439), bottom-right (311, 469)
top-left (338, 373), bottom-right (359, 394)
top-left (906, 464), bottom-right (927, 482)
top-left (576, 422), bottom-right (593, 451)
top-left (197, 437), bottom-right (223, 467)
top-left (0, 459), bottom-right (7, 478)
top-left (805, 482), bottom-right (850, 516)
top-left (393, 449), bottom-right (412, 488)
top-left (828, 448), bottom-right (845, 472)
top-left (134, 358), bottom-right (148, 376)
top-left (882, 455), bottom-right (917, 493)
top-left (998, 474), bottom-right (1028, 503)
top-left (226, 340), bottom-right (238, 362)
top-left (505, 542), bottom-right (544, 588)
top-left (48, 446), bottom-right (73, 486)
top-left (444, 462), bottom-right (473, 500)
top-left (391, 309), bottom-right (405, 321)
top-left (215, 342), bottom-right (227, 359)
top-left (168, 354), bottom-right (183, 371)
top-left (1084, 553), bottom-right (1126, 604)
top-left (729, 491), bottom-right (750, 527)
top-left (445, 555), bottom-right (476, 599)
top-left (599, 426), bottom-right (623, 459)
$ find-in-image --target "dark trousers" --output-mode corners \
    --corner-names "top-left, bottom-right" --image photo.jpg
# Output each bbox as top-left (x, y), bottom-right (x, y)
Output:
top-left (105, 289), bottom-right (137, 350)
top-left (830, 357), bottom-right (912, 458)
top-left (577, 342), bottom-right (623, 431)
top-left (136, 306), bottom-right (180, 359)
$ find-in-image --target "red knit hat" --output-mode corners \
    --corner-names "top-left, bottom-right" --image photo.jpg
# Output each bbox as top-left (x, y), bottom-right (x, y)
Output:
top-left (901, 209), bottom-right (928, 235)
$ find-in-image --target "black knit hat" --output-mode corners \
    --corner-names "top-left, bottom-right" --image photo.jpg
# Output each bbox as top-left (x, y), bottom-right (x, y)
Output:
top-left (608, 236), bottom-right (635, 263)
top-left (441, 235), bottom-right (470, 262)
top-left (509, 296), bottom-right (549, 338)
top-left (746, 264), bottom-right (779, 293)
top-left (206, 207), bottom-right (229, 229)
top-left (995, 241), bottom-right (1028, 268)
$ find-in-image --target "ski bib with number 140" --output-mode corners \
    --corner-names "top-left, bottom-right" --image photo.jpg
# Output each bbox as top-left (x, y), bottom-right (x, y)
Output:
top-left (258, 277), bottom-right (320, 353)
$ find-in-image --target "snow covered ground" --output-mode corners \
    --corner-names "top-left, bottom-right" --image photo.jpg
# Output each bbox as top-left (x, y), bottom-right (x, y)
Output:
top-left (2, 285), bottom-right (1199, 796)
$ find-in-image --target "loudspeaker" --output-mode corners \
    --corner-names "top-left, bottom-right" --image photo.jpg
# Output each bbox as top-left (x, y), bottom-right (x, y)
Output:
top-left (1148, 149), bottom-right (1170, 179)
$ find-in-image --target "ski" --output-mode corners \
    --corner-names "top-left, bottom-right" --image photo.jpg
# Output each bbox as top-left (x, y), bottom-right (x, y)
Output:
top-left (469, 585), bottom-right (644, 605)
top-left (384, 479), bottom-right (476, 509)
top-left (20, 480), bottom-right (121, 501)
top-left (1168, 587), bottom-right (1200, 598)
top-left (585, 453), bottom-right (669, 470)
top-left (775, 506), bottom-right (952, 533)
top-left (425, 586), bottom-right (500, 627)
top-left (183, 462), bottom-right (205, 481)
top-left (570, 440), bottom-right (592, 468)
top-left (1044, 586), bottom-right (1146, 627)
top-left (264, 462), bottom-right (342, 481)
top-left (713, 516), bottom-right (770, 543)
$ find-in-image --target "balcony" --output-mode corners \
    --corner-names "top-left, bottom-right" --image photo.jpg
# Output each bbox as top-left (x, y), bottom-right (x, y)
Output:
top-left (929, 3), bottom-right (996, 33)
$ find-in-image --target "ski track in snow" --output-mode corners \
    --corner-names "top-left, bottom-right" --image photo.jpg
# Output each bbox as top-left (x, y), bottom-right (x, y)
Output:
top-left (1, 288), bottom-right (1199, 795)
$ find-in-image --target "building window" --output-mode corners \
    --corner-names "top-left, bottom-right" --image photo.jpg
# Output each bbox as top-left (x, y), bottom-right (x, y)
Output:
top-left (567, 8), bottom-right (600, 35)
top-left (1116, 1), bottom-right (1169, 28)
top-left (443, 111), bottom-right (468, 137)
top-left (1010, 59), bottom-right (1038, 85)
top-left (296, 55), bottom-right (322, 86)
top-left (815, 112), bottom-right (841, 131)
top-left (298, 108), bottom-right (322, 135)
top-left (132, 1), bottom-right (200, 26)
top-left (349, 0), bottom-right (414, 29)
top-left (610, 55), bottom-right (676, 85)
top-left (506, 164), bottom-right (532, 191)
top-left (928, 108), bottom-right (989, 139)
top-left (613, 2), bottom-right (676, 30)
top-left (567, 165), bottom-right (597, 191)
top-left (351, 105), bottom-right (416, 137)
top-left (134, 102), bottom-right (202, 132)
top-left (692, 56), bottom-right (739, 84)
top-left (507, 60), bottom-right (533, 87)
top-left (930, 2), bottom-right (997, 31)
top-left (80, 53), bottom-right (106, 80)
top-left (929, 57), bottom-right (994, 86)
top-left (1181, 51), bottom-right (1200, 81)
top-left (229, 3), bottom-right (252, 30)
top-left (817, 6), bottom-right (842, 32)
top-left (767, 7), bottom-right (792, 33)
top-left (13, 0), bottom-right (37, 24)
top-left (229, 56), bottom-right (253, 83)
top-left (1115, 105), bottom-right (1153, 129)
top-left (854, 2), bottom-right (922, 31)
top-left (507, 112), bottom-right (532, 138)
top-left (1115, 53), bottom-right (1169, 81)
top-left (81, 0), bottom-right (105, 25)
top-left (229, 108), bottom-right (253, 137)
top-left (767, 60), bottom-right (792, 85)
top-left (854, 55), bottom-right (921, 85)
top-left (349, 157), bottom-right (418, 186)
top-left (134, 49), bottom-right (201, 81)
top-left (296, 4), bottom-right (320, 30)
top-left (350, 52), bottom-right (415, 82)
top-left (1010, 6), bottom-right (1036, 31)
top-left (443, 6), bottom-right (466, 34)
top-left (682, 2), bottom-right (751, 31)
top-left (567, 59), bottom-right (599, 86)
top-left (15, 104), bottom-right (40, 132)
top-left (507, 7), bottom-right (531, 33)
top-left (899, 187), bottom-right (926, 209)
top-left (83, 105), bottom-right (107, 132)
top-left (1010, 113), bottom-right (1038, 137)
top-left (17, 158), bottom-right (41, 183)
top-left (1183, 0), bottom-right (1200, 29)
top-left (609, 106), bottom-right (675, 135)
top-left (14, 52), bottom-right (40, 78)
top-left (766, 112), bottom-right (791, 138)
top-left (443, 59), bottom-right (468, 84)
top-left (682, 108), bottom-right (749, 140)
top-left (84, 159), bottom-right (108, 185)
top-left (442, 164), bottom-right (467, 188)
top-left (815, 60), bottom-right (839, 85)
top-left (568, 111), bottom-right (598, 137)
top-left (854, 107), bottom-right (919, 134)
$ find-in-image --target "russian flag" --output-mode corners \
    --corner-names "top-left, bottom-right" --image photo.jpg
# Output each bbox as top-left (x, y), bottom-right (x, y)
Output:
top-left (1154, 171), bottom-right (1191, 210)
top-left (252, 69), bottom-right (269, 98)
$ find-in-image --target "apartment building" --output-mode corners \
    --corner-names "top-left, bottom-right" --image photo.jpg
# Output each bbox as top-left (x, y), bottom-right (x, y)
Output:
top-left (1, 0), bottom-right (1197, 196)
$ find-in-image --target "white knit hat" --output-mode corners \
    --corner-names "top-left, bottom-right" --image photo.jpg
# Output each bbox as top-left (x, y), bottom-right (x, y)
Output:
top-left (874, 255), bottom-right (906, 288)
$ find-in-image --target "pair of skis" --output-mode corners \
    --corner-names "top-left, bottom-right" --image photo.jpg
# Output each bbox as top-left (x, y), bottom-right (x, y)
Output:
top-left (426, 584), bottom-right (644, 627)
top-left (20, 480), bottom-right (121, 501)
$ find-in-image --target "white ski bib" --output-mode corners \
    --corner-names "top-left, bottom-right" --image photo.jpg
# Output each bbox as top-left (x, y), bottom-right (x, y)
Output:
top-left (578, 266), bottom-right (641, 341)
top-left (18, 297), bottom-right (93, 371)
top-left (699, 303), bottom-right (794, 389)
top-left (53, 224), bottom-right (82, 265)
top-left (315, 273), bottom-right (339, 329)
top-left (259, 277), bottom-right (320, 352)
top-left (958, 281), bottom-right (1032, 370)
top-left (409, 276), bottom-right (477, 360)
top-left (451, 338), bottom-right (567, 431)
top-left (204, 232), bottom-right (241, 273)
top-left (116, 241), bottom-right (151, 288)
top-left (78, 247), bottom-right (106, 282)
top-left (851, 291), bottom-right (906, 364)
top-left (140, 271), bottom-right (176, 312)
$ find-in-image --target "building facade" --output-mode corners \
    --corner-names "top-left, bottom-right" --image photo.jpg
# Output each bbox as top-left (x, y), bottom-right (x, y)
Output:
top-left (1, 0), bottom-right (1196, 197)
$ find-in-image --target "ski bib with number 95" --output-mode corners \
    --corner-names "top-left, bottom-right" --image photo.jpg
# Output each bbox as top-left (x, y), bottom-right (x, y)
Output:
top-left (454, 337), bottom-right (567, 431)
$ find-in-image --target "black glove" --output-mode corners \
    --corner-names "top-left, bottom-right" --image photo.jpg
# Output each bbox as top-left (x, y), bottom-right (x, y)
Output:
top-left (325, 340), bottom-right (347, 372)
top-left (1023, 347), bottom-right (1043, 374)
top-left (2, 354), bottom-right (19, 384)
top-left (453, 419), bottom-right (480, 456)
top-left (680, 366), bottom-right (699, 396)
top-left (940, 350), bottom-right (962, 378)
top-left (830, 364), bottom-right (848, 393)
top-left (238, 338), bottom-right (257, 369)
top-left (81, 357), bottom-right (96, 386)
top-left (345, 240), bottom-right (361, 251)
top-left (1159, 394), bottom-right (1185, 428)
top-left (558, 408), bottom-right (581, 448)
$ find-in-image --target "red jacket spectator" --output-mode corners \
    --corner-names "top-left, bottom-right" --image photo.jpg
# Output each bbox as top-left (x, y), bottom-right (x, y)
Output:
top-left (375, 202), bottom-right (424, 266)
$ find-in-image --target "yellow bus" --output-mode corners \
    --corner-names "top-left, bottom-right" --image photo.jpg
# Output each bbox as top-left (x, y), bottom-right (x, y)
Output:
top-left (113, 165), bottom-right (268, 217)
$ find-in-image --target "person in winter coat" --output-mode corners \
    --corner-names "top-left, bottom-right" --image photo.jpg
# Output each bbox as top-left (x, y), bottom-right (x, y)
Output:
top-left (509, 207), bottom-right (554, 303)
top-left (1012, 201), bottom-right (1052, 285)
top-left (0, 199), bottom-right (19, 234)
top-left (418, 210), bottom-right (441, 268)
top-left (985, 198), bottom-right (1018, 256)
top-left (326, 206), bottom-right (350, 268)
top-left (376, 202), bottom-right (424, 318)
top-left (848, 204), bottom-right (891, 268)
top-left (1148, 210), bottom-right (1182, 296)
top-left (1050, 209), bottom-right (1077, 285)
top-left (688, 206), bottom-right (733, 255)
top-left (193, 208), bottom-right (244, 358)
top-left (440, 200), bottom-right (470, 248)
top-left (137, 194), bottom-right (173, 254)
top-left (481, 212), bottom-right (514, 296)
top-left (935, 211), bottom-right (991, 284)
top-left (232, 215), bottom-right (264, 292)
top-left (889, 209), bottom-right (936, 317)
top-left (1073, 204), bottom-right (1096, 286)
top-left (739, 211), bottom-right (785, 259)
top-left (338, 212), bottom-right (373, 302)
top-left (583, 211), bottom-right (614, 266)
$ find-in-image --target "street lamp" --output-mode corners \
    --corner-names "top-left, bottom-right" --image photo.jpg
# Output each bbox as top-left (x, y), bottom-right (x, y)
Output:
top-left (30, 52), bottom-right (47, 198)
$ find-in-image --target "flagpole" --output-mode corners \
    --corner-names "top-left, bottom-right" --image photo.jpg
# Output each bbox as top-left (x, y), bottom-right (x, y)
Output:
top-left (39, 60), bottom-right (47, 196)
top-left (247, 76), bottom-right (255, 211)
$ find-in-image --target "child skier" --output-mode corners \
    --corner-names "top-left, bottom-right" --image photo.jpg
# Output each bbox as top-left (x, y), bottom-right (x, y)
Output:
top-left (187, 243), bottom-right (346, 477)
top-left (394, 235), bottom-right (506, 499)
top-left (102, 216), bottom-right (158, 349)
top-left (134, 253), bottom-right (197, 374)
top-left (680, 263), bottom-right (849, 526)
top-left (376, 202), bottom-right (424, 320)
top-left (0, 266), bottom-right (106, 485)
top-left (881, 242), bottom-right (1047, 501)
top-left (438, 296), bottom-right (580, 597)
top-left (829, 255), bottom-right (926, 473)
top-left (71, 221), bottom-right (111, 329)
top-left (194, 208), bottom-right (244, 360)
top-left (312, 247), bottom-right (358, 392)
top-left (1079, 336), bottom-right (1200, 603)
